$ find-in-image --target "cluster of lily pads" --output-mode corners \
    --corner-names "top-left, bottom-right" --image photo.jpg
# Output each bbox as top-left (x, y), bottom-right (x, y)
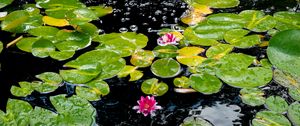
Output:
top-left (0, 0), bottom-right (300, 125)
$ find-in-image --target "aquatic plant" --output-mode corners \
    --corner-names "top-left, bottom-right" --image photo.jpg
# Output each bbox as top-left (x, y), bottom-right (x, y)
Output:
top-left (133, 96), bottom-right (162, 117)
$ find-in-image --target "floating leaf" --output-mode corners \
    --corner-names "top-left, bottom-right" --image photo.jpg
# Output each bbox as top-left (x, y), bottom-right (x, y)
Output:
top-left (36, 72), bottom-right (62, 84)
top-left (239, 10), bottom-right (276, 32)
top-left (180, 116), bottom-right (213, 126)
top-left (289, 88), bottom-right (300, 101)
top-left (181, 4), bottom-right (211, 25)
top-left (153, 45), bottom-right (178, 58)
top-left (216, 53), bottom-right (272, 88)
top-left (60, 49), bottom-right (120, 84)
top-left (0, 99), bottom-right (32, 126)
top-left (207, 13), bottom-right (246, 26)
top-left (176, 46), bottom-right (206, 66)
top-left (183, 27), bottom-right (219, 46)
top-left (55, 30), bottom-right (91, 51)
top-left (42, 16), bottom-right (69, 27)
top-left (28, 26), bottom-right (59, 39)
top-left (141, 78), bottom-right (168, 96)
top-left (267, 29), bottom-right (300, 77)
top-left (206, 44), bottom-right (233, 59)
top-left (252, 111), bottom-right (291, 126)
top-left (94, 32), bottom-right (148, 57)
top-left (50, 95), bottom-right (96, 125)
top-left (273, 69), bottom-right (300, 89)
top-left (188, 73), bottom-right (222, 94)
top-left (0, 41), bottom-right (3, 53)
top-left (88, 6), bottom-right (113, 17)
top-left (130, 49), bottom-right (155, 67)
top-left (273, 11), bottom-right (300, 31)
top-left (30, 107), bottom-right (57, 125)
top-left (151, 58), bottom-right (181, 78)
top-left (97, 58), bottom-right (126, 79)
top-left (265, 96), bottom-right (288, 113)
top-left (0, 0), bottom-right (13, 9)
top-left (31, 38), bottom-right (55, 58)
top-left (75, 22), bottom-right (98, 37)
top-left (49, 50), bottom-right (75, 61)
top-left (10, 82), bottom-right (34, 97)
top-left (76, 79), bottom-right (110, 101)
top-left (174, 76), bottom-right (190, 88)
top-left (194, 0), bottom-right (240, 8)
top-left (1, 10), bottom-right (29, 33)
top-left (224, 29), bottom-right (261, 48)
top-left (287, 102), bottom-right (300, 126)
top-left (66, 8), bottom-right (98, 25)
top-left (36, 0), bottom-right (85, 9)
top-left (240, 88), bottom-right (265, 106)
top-left (195, 58), bottom-right (219, 75)
top-left (117, 65), bottom-right (143, 81)
top-left (193, 20), bottom-right (243, 40)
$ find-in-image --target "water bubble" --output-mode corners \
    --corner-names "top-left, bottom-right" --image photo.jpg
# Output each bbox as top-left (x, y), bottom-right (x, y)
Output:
top-left (163, 8), bottom-right (168, 11)
top-left (124, 12), bottom-right (130, 16)
top-left (152, 17), bottom-right (157, 21)
top-left (121, 18), bottom-right (126, 22)
top-left (162, 16), bottom-right (167, 20)
top-left (119, 27), bottom-right (128, 33)
top-left (98, 29), bottom-right (105, 34)
top-left (155, 10), bottom-right (162, 15)
top-left (170, 13), bottom-right (175, 16)
top-left (0, 12), bottom-right (8, 18)
top-left (130, 25), bottom-right (138, 32)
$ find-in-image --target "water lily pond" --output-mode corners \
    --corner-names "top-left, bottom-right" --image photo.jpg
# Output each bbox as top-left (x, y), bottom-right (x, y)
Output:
top-left (0, 0), bottom-right (300, 125)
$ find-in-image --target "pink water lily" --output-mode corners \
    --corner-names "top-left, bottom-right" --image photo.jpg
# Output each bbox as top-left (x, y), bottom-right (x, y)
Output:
top-left (133, 96), bottom-right (162, 116)
top-left (157, 33), bottom-right (179, 46)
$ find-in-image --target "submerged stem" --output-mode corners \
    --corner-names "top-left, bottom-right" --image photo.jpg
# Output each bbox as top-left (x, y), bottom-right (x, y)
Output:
top-left (6, 35), bottom-right (23, 48)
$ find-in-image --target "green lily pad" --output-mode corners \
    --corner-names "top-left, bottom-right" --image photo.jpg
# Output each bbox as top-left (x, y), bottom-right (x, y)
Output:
top-left (287, 102), bottom-right (300, 126)
top-left (153, 45), bottom-right (178, 58)
top-left (76, 79), bottom-right (110, 101)
top-left (239, 10), bottom-right (276, 32)
top-left (35, 0), bottom-right (85, 9)
top-left (183, 27), bottom-right (219, 46)
top-left (60, 49), bottom-right (121, 84)
top-left (195, 58), bottom-right (219, 75)
top-left (97, 58), bottom-right (126, 79)
top-left (180, 116), bottom-right (213, 126)
top-left (49, 50), bottom-right (75, 61)
top-left (36, 72), bottom-right (63, 84)
top-left (273, 11), bottom-right (300, 31)
top-left (0, 0), bottom-right (13, 9)
top-left (94, 32), bottom-right (148, 57)
top-left (174, 76), bottom-right (190, 88)
top-left (30, 107), bottom-right (57, 126)
top-left (207, 13), bottom-right (246, 26)
top-left (252, 111), bottom-right (291, 126)
top-left (289, 88), bottom-right (300, 101)
top-left (188, 73), bottom-right (222, 94)
top-left (0, 99), bottom-right (32, 126)
top-left (88, 6), bottom-right (113, 17)
top-left (0, 41), bottom-right (3, 53)
top-left (151, 58), bottom-right (181, 78)
top-left (1, 10), bottom-right (29, 33)
top-left (130, 49), bottom-right (155, 67)
top-left (240, 88), bottom-right (265, 106)
top-left (16, 37), bottom-right (39, 52)
top-left (117, 65), bottom-right (143, 81)
top-left (206, 44), bottom-right (233, 59)
top-left (10, 82), bottom-right (34, 97)
top-left (50, 95), bottom-right (96, 126)
top-left (31, 38), bottom-right (55, 58)
top-left (273, 69), bottom-right (300, 89)
top-left (224, 29), bottom-right (261, 48)
top-left (216, 53), bottom-right (272, 88)
top-left (75, 22), bottom-right (99, 37)
top-left (194, 0), bottom-right (239, 8)
top-left (193, 20), bottom-right (244, 40)
top-left (66, 8), bottom-right (98, 25)
top-left (141, 78), bottom-right (168, 96)
top-left (267, 29), bottom-right (300, 77)
top-left (28, 26), bottom-right (59, 39)
top-left (265, 96), bottom-right (288, 113)
top-left (55, 30), bottom-right (91, 51)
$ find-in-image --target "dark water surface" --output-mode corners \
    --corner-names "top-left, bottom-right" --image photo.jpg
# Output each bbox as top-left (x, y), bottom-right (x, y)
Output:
top-left (0, 0), bottom-right (298, 125)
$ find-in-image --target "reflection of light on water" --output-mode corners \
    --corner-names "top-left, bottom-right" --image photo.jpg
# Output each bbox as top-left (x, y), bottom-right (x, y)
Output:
top-left (189, 101), bottom-right (244, 126)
